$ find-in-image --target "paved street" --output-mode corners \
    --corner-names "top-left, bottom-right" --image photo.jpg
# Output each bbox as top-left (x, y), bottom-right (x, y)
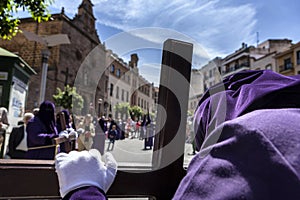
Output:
top-left (2, 132), bottom-right (195, 169)
top-left (102, 137), bottom-right (195, 168)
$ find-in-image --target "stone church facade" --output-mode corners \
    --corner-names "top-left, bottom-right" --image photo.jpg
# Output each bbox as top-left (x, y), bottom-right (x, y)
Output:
top-left (0, 0), bottom-right (109, 116)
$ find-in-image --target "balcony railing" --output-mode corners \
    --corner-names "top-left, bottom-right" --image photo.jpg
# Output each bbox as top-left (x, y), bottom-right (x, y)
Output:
top-left (222, 62), bottom-right (250, 76)
top-left (279, 63), bottom-right (294, 72)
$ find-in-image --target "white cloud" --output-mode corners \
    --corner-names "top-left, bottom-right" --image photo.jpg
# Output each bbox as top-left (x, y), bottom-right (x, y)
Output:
top-left (50, 1), bottom-right (257, 57)
top-left (49, 0), bottom-right (257, 71)
top-left (90, 0), bottom-right (256, 58)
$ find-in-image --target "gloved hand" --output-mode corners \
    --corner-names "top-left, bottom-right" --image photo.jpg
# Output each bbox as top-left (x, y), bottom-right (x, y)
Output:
top-left (66, 127), bottom-right (75, 133)
top-left (59, 130), bottom-right (69, 139)
top-left (68, 130), bottom-right (78, 139)
top-left (77, 128), bottom-right (84, 135)
top-left (55, 149), bottom-right (117, 198)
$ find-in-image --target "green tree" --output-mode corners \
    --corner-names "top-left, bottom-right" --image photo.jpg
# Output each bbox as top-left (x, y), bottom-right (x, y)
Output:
top-left (53, 85), bottom-right (84, 112)
top-left (0, 0), bottom-right (53, 40)
top-left (114, 102), bottom-right (130, 119)
top-left (128, 105), bottom-right (143, 121)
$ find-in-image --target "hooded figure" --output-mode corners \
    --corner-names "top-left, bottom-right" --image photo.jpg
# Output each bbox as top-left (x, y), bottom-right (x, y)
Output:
top-left (26, 101), bottom-right (58, 160)
top-left (173, 70), bottom-right (300, 199)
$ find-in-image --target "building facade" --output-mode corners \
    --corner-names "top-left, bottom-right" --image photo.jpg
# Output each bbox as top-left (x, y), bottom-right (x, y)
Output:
top-left (274, 42), bottom-right (300, 76)
top-left (0, 0), bottom-right (109, 116)
top-left (107, 52), bottom-right (156, 119)
top-left (220, 39), bottom-right (292, 78)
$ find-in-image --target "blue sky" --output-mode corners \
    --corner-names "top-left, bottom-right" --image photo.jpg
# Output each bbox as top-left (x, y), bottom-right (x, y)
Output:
top-left (35, 0), bottom-right (300, 85)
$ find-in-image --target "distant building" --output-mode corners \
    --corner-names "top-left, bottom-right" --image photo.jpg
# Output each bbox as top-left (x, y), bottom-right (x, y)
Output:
top-left (220, 39), bottom-right (292, 78)
top-left (274, 42), bottom-right (300, 76)
top-left (107, 52), bottom-right (156, 120)
top-left (201, 57), bottom-right (223, 91)
top-left (189, 39), bottom-right (294, 113)
top-left (107, 50), bottom-right (131, 119)
top-left (0, 0), bottom-right (109, 116)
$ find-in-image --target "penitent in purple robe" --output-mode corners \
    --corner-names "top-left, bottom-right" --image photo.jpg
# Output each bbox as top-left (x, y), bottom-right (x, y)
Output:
top-left (193, 70), bottom-right (300, 150)
top-left (25, 116), bottom-right (57, 160)
top-left (173, 108), bottom-right (300, 199)
top-left (174, 70), bottom-right (300, 199)
top-left (26, 101), bottom-right (58, 160)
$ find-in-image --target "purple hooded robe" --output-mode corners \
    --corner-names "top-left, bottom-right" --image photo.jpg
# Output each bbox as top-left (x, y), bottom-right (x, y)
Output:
top-left (26, 101), bottom-right (58, 160)
top-left (174, 70), bottom-right (300, 199)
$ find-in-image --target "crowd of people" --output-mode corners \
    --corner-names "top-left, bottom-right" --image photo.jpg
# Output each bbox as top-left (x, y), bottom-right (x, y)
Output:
top-left (0, 101), bottom-right (155, 160)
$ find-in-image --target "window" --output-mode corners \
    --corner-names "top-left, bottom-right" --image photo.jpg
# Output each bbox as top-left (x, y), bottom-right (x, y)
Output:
top-left (265, 64), bottom-right (272, 70)
top-left (126, 91), bottom-right (129, 102)
top-left (110, 83), bottom-right (114, 96)
top-left (110, 64), bottom-right (115, 73)
top-left (116, 86), bottom-right (119, 99)
top-left (284, 58), bottom-right (292, 70)
top-left (105, 80), bottom-right (108, 94)
top-left (297, 51), bottom-right (300, 65)
top-left (138, 97), bottom-right (140, 106)
top-left (121, 89), bottom-right (124, 101)
top-left (116, 69), bottom-right (121, 77)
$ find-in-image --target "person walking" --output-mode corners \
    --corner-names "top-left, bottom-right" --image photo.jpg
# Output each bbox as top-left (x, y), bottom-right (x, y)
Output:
top-left (78, 114), bottom-right (95, 151)
top-left (107, 125), bottom-right (117, 151)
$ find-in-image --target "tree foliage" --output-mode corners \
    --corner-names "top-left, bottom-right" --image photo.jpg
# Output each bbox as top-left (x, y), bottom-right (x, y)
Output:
top-left (128, 105), bottom-right (144, 121)
top-left (114, 102), bottom-right (130, 119)
top-left (53, 85), bottom-right (84, 112)
top-left (0, 0), bottom-right (53, 40)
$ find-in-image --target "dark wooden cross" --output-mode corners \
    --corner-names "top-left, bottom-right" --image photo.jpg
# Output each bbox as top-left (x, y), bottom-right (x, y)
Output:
top-left (61, 67), bottom-right (73, 86)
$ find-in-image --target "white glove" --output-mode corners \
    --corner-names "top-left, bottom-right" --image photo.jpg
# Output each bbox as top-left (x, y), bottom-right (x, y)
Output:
top-left (77, 128), bottom-right (84, 135)
top-left (66, 127), bottom-right (75, 133)
top-left (55, 149), bottom-right (117, 198)
top-left (67, 129), bottom-right (78, 139)
top-left (59, 130), bottom-right (69, 139)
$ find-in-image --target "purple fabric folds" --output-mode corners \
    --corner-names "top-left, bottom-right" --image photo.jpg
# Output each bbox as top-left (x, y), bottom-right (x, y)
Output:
top-left (174, 70), bottom-right (300, 199)
top-left (63, 186), bottom-right (107, 200)
top-left (194, 70), bottom-right (300, 150)
top-left (174, 108), bottom-right (300, 199)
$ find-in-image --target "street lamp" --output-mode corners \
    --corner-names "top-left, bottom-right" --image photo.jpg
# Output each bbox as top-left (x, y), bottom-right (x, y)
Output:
top-left (22, 30), bottom-right (70, 104)
top-left (39, 49), bottom-right (50, 103)
top-left (98, 98), bottom-right (103, 117)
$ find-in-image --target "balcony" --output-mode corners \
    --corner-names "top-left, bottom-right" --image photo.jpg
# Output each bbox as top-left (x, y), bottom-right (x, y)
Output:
top-left (222, 62), bottom-right (250, 77)
top-left (279, 63), bottom-right (294, 72)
